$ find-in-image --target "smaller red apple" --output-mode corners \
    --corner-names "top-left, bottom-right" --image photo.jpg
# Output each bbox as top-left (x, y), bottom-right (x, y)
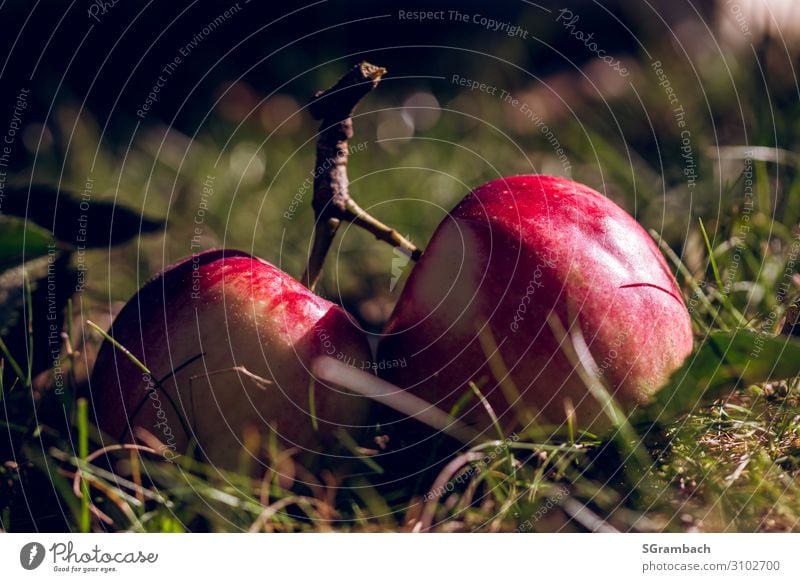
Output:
top-left (90, 249), bottom-right (372, 468)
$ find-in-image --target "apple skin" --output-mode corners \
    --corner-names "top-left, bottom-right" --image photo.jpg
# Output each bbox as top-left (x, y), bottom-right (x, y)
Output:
top-left (377, 175), bottom-right (693, 437)
top-left (90, 249), bottom-right (371, 468)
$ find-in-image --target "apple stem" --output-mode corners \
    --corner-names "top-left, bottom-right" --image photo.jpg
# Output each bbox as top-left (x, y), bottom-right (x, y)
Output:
top-left (345, 198), bottom-right (423, 260)
top-left (301, 62), bottom-right (422, 290)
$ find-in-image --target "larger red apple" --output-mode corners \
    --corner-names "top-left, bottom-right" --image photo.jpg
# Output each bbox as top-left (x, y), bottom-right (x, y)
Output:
top-left (90, 249), bottom-right (371, 468)
top-left (377, 175), bottom-right (693, 437)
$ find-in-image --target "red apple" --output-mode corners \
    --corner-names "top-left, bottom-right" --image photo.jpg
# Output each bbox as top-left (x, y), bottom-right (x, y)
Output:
top-left (377, 175), bottom-right (693, 437)
top-left (90, 249), bottom-right (371, 468)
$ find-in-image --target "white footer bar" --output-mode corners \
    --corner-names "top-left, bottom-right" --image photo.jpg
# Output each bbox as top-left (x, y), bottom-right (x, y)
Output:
top-left (1, 533), bottom-right (796, 581)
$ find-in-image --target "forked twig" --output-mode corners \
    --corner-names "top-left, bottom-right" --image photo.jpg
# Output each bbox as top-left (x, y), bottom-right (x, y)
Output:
top-left (300, 62), bottom-right (422, 290)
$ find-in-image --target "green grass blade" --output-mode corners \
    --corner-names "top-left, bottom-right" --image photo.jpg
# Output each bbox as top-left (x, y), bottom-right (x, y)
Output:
top-left (77, 398), bottom-right (90, 532)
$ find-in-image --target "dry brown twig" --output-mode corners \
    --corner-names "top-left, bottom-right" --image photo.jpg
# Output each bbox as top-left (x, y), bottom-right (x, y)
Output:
top-left (301, 62), bottom-right (422, 290)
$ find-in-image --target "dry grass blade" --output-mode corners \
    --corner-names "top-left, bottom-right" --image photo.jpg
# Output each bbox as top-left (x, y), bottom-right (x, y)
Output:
top-left (417, 452), bottom-right (484, 531)
top-left (311, 356), bottom-right (480, 444)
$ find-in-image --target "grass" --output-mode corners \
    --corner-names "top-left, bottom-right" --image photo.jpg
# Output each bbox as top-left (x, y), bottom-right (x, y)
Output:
top-left (2, 17), bottom-right (800, 532)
